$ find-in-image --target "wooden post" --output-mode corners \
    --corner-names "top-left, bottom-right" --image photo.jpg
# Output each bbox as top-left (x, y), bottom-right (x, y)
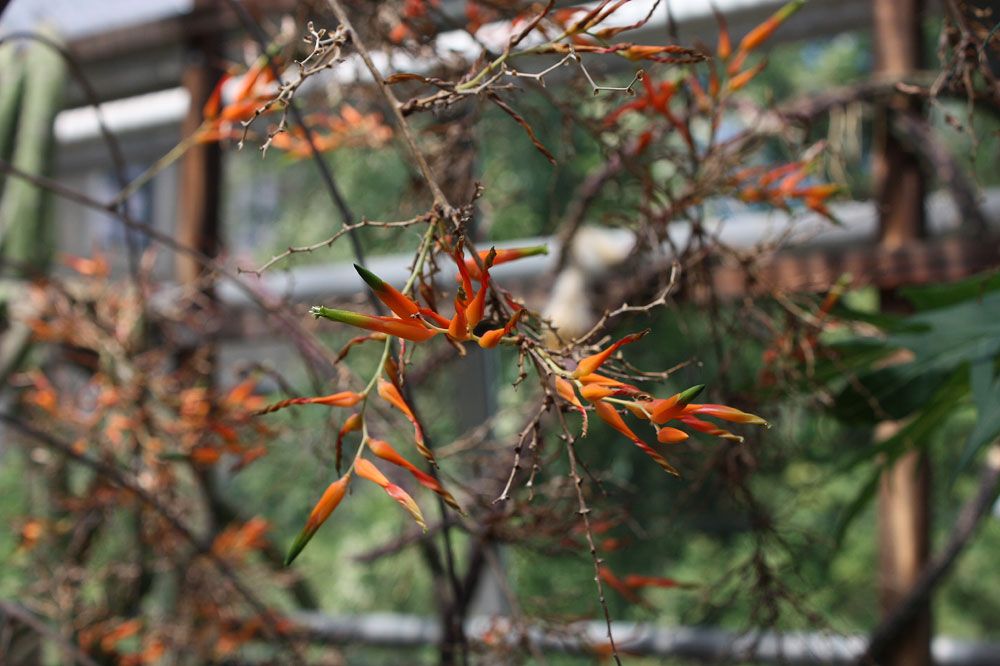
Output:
top-left (872, 1), bottom-right (931, 665)
top-left (175, 0), bottom-right (223, 288)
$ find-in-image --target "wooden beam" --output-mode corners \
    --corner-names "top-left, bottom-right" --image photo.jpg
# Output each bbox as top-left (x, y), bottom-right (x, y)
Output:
top-left (174, 2), bottom-right (224, 287)
top-left (706, 235), bottom-right (1000, 299)
top-left (871, 0), bottom-right (932, 664)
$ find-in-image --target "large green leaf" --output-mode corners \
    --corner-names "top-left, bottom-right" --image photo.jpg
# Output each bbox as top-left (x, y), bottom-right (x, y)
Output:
top-left (831, 292), bottom-right (1000, 425)
top-left (831, 365), bottom-right (950, 423)
top-left (887, 292), bottom-right (1000, 373)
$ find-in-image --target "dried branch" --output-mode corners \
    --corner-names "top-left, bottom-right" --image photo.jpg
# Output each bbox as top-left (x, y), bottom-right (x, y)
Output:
top-left (241, 213), bottom-right (434, 275)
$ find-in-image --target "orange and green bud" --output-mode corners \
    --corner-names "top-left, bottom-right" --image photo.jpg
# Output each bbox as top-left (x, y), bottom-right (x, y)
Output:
top-left (594, 400), bottom-right (679, 476)
top-left (311, 306), bottom-right (436, 342)
top-left (355, 458), bottom-right (427, 531)
top-left (285, 473), bottom-right (350, 565)
top-left (686, 75), bottom-right (711, 112)
top-left (714, 5), bottom-right (732, 60)
top-left (726, 58), bottom-right (768, 92)
top-left (476, 327), bottom-right (506, 349)
top-left (256, 390), bottom-right (363, 415)
top-left (354, 264), bottom-right (420, 319)
top-left (465, 245), bottom-right (547, 280)
top-left (572, 330), bottom-right (649, 378)
top-left (737, 0), bottom-right (805, 54)
top-left (232, 55), bottom-right (273, 103)
top-left (688, 403), bottom-right (768, 426)
top-left (367, 438), bottom-right (463, 513)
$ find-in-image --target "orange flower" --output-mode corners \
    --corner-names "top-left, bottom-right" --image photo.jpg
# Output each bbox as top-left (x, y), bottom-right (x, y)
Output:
top-left (726, 59), bottom-right (767, 92)
top-left (377, 379), bottom-right (434, 466)
top-left (285, 473), bottom-right (350, 565)
top-left (355, 264), bottom-right (420, 319)
top-left (355, 458), bottom-right (427, 530)
top-left (367, 438), bottom-right (462, 512)
top-left (464, 245), bottom-right (547, 281)
top-left (336, 413), bottom-right (363, 472)
top-left (678, 415), bottom-right (744, 442)
top-left (448, 293), bottom-right (470, 342)
top-left (255, 390), bottom-right (363, 415)
top-left (656, 426), bottom-right (689, 444)
top-left (737, 0), bottom-right (804, 54)
top-left (464, 248), bottom-right (496, 330)
top-left (572, 330), bottom-right (649, 378)
top-left (477, 307), bottom-right (523, 349)
top-left (311, 306), bottom-right (437, 342)
top-left (687, 403), bottom-right (768, 425)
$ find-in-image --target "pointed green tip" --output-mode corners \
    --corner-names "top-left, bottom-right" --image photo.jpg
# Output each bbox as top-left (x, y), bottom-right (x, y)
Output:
top-left (676, 384), bottom-right (705, 406)
top-left (354, 263), bottom-right (384, 291)
top-left (284, 526), bottom-right (317, 566)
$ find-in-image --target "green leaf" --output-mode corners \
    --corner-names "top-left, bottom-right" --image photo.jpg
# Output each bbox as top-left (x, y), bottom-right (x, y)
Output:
top-left (900, 270), bottom-right (1000, 311)
top-left (807, 339), bottom-right (897, 387)
top-left (955, 357), bottom-right (1000, 477)
top-left (872, 369), bottom-right (968, 462)
top-left (887, 292), bottom-right (1000, 373)
top-left (831, 365), bottom-right (950, 423)
top-left (836, 368), bottom-right (967, 472)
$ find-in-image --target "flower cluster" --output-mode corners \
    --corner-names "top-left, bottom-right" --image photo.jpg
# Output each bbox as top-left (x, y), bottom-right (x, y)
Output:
top-left (260, 245), bottom-right (767, 564)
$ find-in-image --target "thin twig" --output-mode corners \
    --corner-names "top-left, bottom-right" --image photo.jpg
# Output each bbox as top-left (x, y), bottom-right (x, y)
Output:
top-left (327, 0), bottom-right (451, 210)
top-left (494, 403), bottom-right (547, 503)
top-left (0, 599), bottom-right (102, 666)
top-left (573, 261), bottom-right (680, 346)
top-left (564, 438), bottom-right (622, 666)
top-left (242, 214), bottom-right (432, 275)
